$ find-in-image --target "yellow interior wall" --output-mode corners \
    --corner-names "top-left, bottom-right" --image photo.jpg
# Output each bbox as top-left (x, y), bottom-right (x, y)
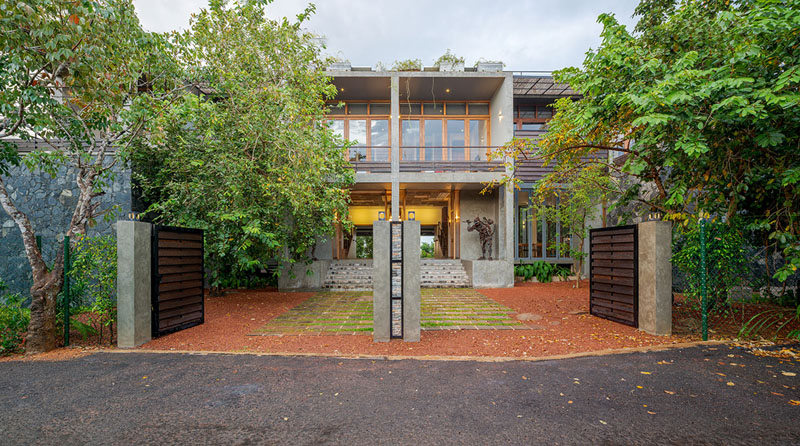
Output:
top-left (348, 205), bottom-right (443, 226)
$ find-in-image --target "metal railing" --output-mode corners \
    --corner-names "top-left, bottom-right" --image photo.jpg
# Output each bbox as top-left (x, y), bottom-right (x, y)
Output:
top-left (348, 146), bottom-right (503, 173)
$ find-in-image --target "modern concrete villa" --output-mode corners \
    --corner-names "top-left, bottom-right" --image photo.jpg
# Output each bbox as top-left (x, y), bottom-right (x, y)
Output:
top-left (278, 65), bottom-right (583, 291)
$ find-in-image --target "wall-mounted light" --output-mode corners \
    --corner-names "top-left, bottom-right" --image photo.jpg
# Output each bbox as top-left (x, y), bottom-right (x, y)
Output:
top-left (378, 211), bottom-right (386, 221)
top-left (408, 211), bottom-right (416, 221)
top-left (445, 88), bottom-right (451, 93)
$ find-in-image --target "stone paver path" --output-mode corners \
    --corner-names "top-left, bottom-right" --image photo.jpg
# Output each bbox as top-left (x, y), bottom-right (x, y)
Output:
top-left (252, 289), bottom-right (528, 336)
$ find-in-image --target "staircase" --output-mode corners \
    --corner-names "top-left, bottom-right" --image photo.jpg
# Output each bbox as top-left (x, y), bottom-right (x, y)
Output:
top-left (420, 259), bottom-right (471, 288)
top-left (322, 260), bottom-right (373, 291)
top-left (322, 259), bottom-right (471, 291)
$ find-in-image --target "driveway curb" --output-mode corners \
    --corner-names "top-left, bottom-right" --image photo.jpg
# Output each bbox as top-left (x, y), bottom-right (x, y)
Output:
top-left (110, 340), bottom-right (728, 363)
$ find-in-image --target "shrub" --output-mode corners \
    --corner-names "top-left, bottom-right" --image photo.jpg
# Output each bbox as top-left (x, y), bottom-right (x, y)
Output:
top-left (515, 261), bottom-right (558, 283)
top-left (672, 219), bottom-right (748, 312)
top-left (0, 279), bottom-right (29, 355)
top-left (67, 234), bottom-right (117, 345)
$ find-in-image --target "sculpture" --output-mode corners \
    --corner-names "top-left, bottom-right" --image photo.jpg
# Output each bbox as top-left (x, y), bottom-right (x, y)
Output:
top-left (466, 216), bottom-right (496, 260)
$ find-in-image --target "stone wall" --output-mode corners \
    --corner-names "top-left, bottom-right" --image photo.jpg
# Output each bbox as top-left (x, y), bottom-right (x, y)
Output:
top-left (0, 164), bottom-right (131, 296)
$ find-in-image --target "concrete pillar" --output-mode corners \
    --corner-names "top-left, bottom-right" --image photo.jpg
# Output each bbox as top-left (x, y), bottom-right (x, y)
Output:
top-left (637, 220), bottom-right (672, 336)
top-left (372, 221), bottom-right (390, 342)
top-left (390, 74), bottom-right (400, 220)
top-left (402, 220), bottom-right (421, 341)
top-left (116, 221), bottom-right (152, 348)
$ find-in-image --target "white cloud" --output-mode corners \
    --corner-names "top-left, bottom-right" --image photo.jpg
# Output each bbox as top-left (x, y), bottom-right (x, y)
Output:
top-left (132, 0), bottom-right (640, 70)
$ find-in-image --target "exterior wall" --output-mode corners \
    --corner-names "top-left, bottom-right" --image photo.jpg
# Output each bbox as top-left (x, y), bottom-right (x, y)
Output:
top-left (277, 260), bottom-right (332, 291)
top-left (490, 75), bottom-right (514, 148)
top-left (0, 164), bottom-right (131, 296)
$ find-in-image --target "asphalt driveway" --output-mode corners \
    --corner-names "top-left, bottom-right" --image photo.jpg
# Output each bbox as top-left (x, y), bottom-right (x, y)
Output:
top-left (0, 345), bottom-right (798, 445)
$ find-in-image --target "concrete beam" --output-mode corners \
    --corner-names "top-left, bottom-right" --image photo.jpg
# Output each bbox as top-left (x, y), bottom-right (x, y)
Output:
top-left (116, 221), bottom-right (152, 348)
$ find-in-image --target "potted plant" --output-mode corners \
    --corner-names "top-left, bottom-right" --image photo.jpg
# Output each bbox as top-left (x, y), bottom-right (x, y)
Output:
top-left (391, 58), bottom-right (422, 71)
top-left (434, 49), bottom-right (465, 72)
top-left (327, 55), bottom-right (351, 71)
top-left (475, 58), bottom-right (504, 72)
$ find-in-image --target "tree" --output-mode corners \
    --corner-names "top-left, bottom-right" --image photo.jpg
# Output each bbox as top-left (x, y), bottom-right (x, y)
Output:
top-left (529, 165), bottom-right (611, 287)
top-left (491, 0), bottom-right (800, 282)
top-left (0, 0), bottom-right (176, 352)
top-left (131, 0), bottom-right (354, 293)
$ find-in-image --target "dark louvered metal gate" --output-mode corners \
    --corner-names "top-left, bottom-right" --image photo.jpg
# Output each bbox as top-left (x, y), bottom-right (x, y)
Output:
top-left (151, 225), bottom-right (205, 337)
top-left (589, 225), bottom-right (638, 327)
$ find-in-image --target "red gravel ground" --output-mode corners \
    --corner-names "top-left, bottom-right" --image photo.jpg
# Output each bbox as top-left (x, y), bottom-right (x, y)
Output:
top-left (140, 281), bottom-right (689, 358)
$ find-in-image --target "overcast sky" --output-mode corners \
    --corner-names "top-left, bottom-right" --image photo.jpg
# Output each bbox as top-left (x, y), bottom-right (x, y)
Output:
top-left (132, 0), bottom-right (640, 72)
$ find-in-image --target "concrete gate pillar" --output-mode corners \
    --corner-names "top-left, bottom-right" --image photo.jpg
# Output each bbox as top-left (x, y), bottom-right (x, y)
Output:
top-left (117, 221), bottom-right (152, 348)
top-left (637, 220), bottom-right (672, 336)
top-left (373, 220), bottom-right (420, 342)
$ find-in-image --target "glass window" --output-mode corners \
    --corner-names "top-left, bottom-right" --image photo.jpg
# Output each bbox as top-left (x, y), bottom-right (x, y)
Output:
top-left (521, 123), bottom-right (544, 131)
top-left (469, 120), bottom-right (487, 148)
top-left (328, 105), bottom-right (346, 115)
top-left (447, 120), bottom-right (465, 160)
top-left (349, 119), bottom-right (367, 161)
top-left (400, 103), bottom-right (421, 115)
top-left (545, 193), bottom-right (558, 257)
top-left (446, 103), bottom-right (466, 115)
top-left (330, 120), bottom-right (345, 139)
top-left (423, 103), bottom-right (443, 115)
top-left (371, 119), bottom-right (389, 161)
top-left (402, 120), bottom-right (420, 160)
top-left (517, 191), bottom-right (530, 258)
top-left (424, 120), bottom-right (442, 161)
top-left (348, 103), bottom-right (368, 115)
top-left (519, 105), bottom-right (536, 118)
top-left (370, 103), bottom-right (390, 115)
top-left (468, 103), bottom-right (489, 115)
top-left (537, 106), bottom-right (553, 119)
top-left (370, 120), bottom-right (389, 146)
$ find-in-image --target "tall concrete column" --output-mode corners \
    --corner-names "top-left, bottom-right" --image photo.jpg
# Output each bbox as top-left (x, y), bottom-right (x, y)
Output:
top-left (390, 74), bottom-right (400, 220)
top-left (372, 221), bottom-right (390, 342)
top-left (402, 220), bottom-right (421, 341)
top-left (116, 221), bottom-right (152, 348)
top-left (637, 220), bottom-right (672, 336)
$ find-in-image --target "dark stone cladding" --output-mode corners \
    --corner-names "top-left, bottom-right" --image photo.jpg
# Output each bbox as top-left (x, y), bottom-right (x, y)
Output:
top-left (0, 164), bottom-right (131, 296)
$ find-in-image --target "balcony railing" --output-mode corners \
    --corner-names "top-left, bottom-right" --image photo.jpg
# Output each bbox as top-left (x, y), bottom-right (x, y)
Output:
top-left (349, 146), bottom-right (503, 173)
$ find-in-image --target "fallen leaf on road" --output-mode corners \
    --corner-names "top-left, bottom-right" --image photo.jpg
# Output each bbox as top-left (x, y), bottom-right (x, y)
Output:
top-left (664, 390), bottom-right (675, 395)
top-left (647, 411), bottom-right (656, 415)
top-left (636, 386), bottom-right (643, 389)
top-left (599, 420), bottom-right (607, 425)
top-left (640, 372), bottom-right (651, 375)
top-left (715, 373), bottom-right (727, 377)
top-left (772, 392), bottom-right (785, 396)
top-left (789, 400), bottom-right (800, 406)
top-left (781, 371), bottom-right (796, 377)
top-left (568, 401), bottom-right (573, 404)
top-left (726, 382), bottom-right (735, 386)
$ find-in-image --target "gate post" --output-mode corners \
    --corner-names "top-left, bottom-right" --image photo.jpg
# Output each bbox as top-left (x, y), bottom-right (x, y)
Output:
top-left (117, 221), bottom-right (152, 348)
top-left (637, 220), bottom-right (672, 336)
top-left (372, 220), bottom-right (420, 342)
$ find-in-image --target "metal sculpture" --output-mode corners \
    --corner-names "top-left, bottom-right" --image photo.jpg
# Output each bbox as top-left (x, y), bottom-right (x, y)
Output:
top-left (466, 216), bottom-right (496, 260)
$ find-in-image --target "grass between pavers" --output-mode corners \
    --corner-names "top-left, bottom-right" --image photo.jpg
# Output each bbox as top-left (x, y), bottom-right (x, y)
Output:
top-left (252, 288), bottom-right (528, 335)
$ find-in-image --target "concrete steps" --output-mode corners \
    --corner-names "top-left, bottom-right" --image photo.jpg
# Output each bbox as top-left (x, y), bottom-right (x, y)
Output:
top-left (322, 259), bottom-right (471, 290)
top-left (420, 259), bottom-right (471, 288)
top-left (322, 260), bottom-right (373, 291)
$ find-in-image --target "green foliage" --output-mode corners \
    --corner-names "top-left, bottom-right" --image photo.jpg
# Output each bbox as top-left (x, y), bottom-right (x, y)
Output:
top-left (356, 236), bottom-right (373, 259)
top-left (0, 279), bottom-right (29, 355)
top-left (434, 49), bottom-right (464, 67)
top-left (66, 235), bottom-right (117, 344)
top-left (421, 241), bottom-right (435, 259)
top-left (739, 304), bottom-right (800, 341)
top-left (515, 261), bottom-right (558, 283)
top-left (391, 59), bottom-right (423, 71)
top-left (69, 318), bottom-right (98, 341)
top-left (131, 1), bottom-right (354, 291)
top-left (673, 219), bottom-right (748, 313)
top-left (493, 0), bottom-right (800, 285)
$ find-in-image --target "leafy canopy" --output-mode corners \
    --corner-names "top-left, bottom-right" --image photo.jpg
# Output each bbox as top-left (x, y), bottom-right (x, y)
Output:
top-left (132, 0), bottom-right (354, 290)
top-left (494, 0), bottom-right (800, 281)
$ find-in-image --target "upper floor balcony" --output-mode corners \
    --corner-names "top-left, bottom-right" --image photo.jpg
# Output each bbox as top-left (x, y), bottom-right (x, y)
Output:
top-left (347, 145), bottom-right (504, 173)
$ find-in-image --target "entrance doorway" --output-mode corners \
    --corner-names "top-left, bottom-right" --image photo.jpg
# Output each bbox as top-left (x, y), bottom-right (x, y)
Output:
top-left (337, 189), bottom-right (462, 260)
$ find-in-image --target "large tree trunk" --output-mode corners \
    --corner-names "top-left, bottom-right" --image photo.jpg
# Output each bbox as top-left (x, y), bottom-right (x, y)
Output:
top-left (25, 270), bottom-right (62, 353)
